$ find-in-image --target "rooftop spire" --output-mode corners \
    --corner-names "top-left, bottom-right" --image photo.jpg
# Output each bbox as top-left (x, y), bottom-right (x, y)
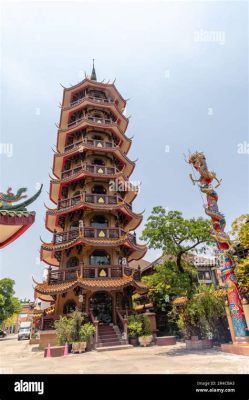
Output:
top-left (90, 59), bottom-right (97, 81)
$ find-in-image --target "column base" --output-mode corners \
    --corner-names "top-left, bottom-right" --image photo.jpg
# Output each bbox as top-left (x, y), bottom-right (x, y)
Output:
top-left (221, 342), bottom-right (249, 356)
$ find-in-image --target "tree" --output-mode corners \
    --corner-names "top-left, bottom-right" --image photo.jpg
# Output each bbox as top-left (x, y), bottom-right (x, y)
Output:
top-left (142, 261), bottom-right (193, 311)
top-left (231, 214), bottom-right (249, 295)
top-left (141, 207), bottom-right (213, 273)
top-left (142, 261), bottom-right (194, 335)
top-left (0, 278), bottom-right (21, 326)
top-left (173, 284), bottom-right (230, 343)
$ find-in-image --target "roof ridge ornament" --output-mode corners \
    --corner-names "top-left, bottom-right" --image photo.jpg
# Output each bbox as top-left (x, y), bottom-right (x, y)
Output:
top-left (90, 58), bottom-right (97, 81)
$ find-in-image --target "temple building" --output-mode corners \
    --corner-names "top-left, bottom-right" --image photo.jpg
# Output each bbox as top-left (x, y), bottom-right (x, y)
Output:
top-left (33, 64), bottom-right (148, 348)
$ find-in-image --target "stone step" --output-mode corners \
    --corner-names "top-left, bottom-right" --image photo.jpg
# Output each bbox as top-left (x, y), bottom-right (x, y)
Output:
top-left (97, 340), bottom-right (122, 347)
top-left (99, 333), bottom-right (119, 338)
top-left (96, 344), bottom-right (133, 352)
top-left (99, 337), bottom-right (119, 343)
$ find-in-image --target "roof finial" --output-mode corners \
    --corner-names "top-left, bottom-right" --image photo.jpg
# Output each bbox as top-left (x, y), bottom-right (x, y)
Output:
top-left (90, 58), bottom-right (97, 81)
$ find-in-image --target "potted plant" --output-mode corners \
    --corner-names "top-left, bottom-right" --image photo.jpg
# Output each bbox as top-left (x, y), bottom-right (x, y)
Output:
top-left (128, 315), bottom-right (142, 346)
top-left (138, 314), bottom-right (153, 347)
top-left (54, 316), bottom-right (73, 347)
top-left (78, 323), bottom-right (96, 352)
top-left (70, 310), bottom-right (85, 353)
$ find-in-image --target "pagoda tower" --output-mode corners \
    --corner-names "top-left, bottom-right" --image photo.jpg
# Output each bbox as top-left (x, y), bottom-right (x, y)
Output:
top-left (34, 64), bottom-right (148, 347)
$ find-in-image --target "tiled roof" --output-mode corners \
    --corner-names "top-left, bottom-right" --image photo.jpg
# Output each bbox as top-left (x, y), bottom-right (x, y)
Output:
top-left (0, 210), bottom-right (35, 216)
top-left (34, 276), bottom-right (148, 295)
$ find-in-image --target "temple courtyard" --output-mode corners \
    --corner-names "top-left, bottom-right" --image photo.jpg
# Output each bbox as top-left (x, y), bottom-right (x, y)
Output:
top-left (0, 335), bottom-right (249, 374)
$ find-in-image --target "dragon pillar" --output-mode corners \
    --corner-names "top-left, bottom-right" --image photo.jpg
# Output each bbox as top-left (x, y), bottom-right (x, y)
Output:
top-left (188, 152), bottom-right (248, 338)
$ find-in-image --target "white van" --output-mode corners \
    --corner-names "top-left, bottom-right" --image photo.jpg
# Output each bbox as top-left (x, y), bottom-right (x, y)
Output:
top-left (18, 321), bottom-right (31, 340)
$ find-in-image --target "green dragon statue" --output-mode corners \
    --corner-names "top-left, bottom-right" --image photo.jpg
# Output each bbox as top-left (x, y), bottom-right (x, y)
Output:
top-left (0, 185), bottom-right (43, 211)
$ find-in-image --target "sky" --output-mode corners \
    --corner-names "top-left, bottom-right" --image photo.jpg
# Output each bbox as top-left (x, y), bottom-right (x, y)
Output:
top-left (0, 0), bottom-right (248, 300)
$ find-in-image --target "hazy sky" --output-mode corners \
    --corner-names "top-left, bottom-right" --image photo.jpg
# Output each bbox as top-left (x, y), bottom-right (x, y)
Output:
top-left (0, 0), bottom-right (248, 299)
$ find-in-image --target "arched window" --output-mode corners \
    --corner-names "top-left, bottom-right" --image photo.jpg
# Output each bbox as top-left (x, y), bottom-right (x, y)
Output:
top-left (63, 300), bottom-right (76, 315)
top-left (66, 257), bottom-right (79, 269)
top-left (92, 185), bottom-right (106, 194)
top-left (90, 250), bottom-right (110, 265)
top-left (93, 158), bottom-right (105, 166)
top-left (90, 215), bottom-right (108, 228)
top-left (93, 134), bottom-right (103, 141)
top-left (70, 221), bottom-right (78, 229)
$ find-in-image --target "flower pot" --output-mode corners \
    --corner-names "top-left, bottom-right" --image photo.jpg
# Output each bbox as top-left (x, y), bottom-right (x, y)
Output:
top-left (129, 337), bottom-right (139, 346)
top-left (71, 342), bottom-right (87, 353)
top-left (138, 335), bottom-right (153, 347)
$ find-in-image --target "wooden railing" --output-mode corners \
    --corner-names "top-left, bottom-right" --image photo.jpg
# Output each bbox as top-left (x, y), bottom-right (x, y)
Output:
top-left (68, 116), bottom-right (114, 128)
top-left (64, 138), bottom-right (115, 153)
top-left (58, 194), bottom-right (82, 209)
top-left (116, 308), bottom-right (128, 344)
top-left (48, 264), bottom-right (134, 283)
top-left (85, 164), bottom-right (117, 175)
top-left (52, 227), bottom-right (136, 244)
top-left (70, 95), bottom-right (114, 108)
top-left (61, 166), bottom-right (82, 179)
top-left (61, 164), bottom-right (119, 179)
top-left (89, 309), bottom-right (99, 347)
top-left (57, 193), bottom-right (132, 211)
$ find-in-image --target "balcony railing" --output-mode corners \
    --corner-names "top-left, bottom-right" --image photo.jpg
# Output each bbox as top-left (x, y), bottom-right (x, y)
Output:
top-left (68, 116), bottom-right (114, 129)
top-left (84, 193), bottom-right (123, 206)
top-left (48, 264), bottom-right (136, 283)
top-left (61, 164), bottom-right (119, 180)
top-left (64, 138), bottom-right (115, 153)
top-left (57, 193), bottom-right (131, 211)
top-left (53, 227), bottom-right (129, 244)
top-left (58, 194), bottom-right (82, 210)
top-left (70, 95), bottom-right (114, 108)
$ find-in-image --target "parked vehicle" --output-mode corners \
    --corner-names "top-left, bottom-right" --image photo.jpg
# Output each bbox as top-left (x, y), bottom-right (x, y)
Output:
top-left (18, 321), bottom-right (31, 340)
top-left (0, 329), bottom-right (7, 338)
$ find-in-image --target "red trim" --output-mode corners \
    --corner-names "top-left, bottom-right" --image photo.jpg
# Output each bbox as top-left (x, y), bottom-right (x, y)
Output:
top-left (0, 224), bottom-right (33, 249)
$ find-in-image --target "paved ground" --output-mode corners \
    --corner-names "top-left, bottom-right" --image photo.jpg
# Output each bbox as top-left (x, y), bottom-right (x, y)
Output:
top-left (0, 335), bottom-right (249, 374)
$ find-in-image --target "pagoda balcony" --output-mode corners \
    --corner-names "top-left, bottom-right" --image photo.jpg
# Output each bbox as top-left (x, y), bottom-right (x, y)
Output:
top-left (61, 164), bottom-right (119, 179)
top-left (69, 95), bottom-right (114, 108)
top-left (47, 264), bottom-right (139, 283)
top-left (68, 116), bottom-right (114, 129)
top-left (64, 138), bottom-right (116, 153)
top-left (57, 193), bottom-right (122, 209)
top-left (52, 227), bottom-right (136, 244)
top-left (57, 193), bottom-right (132, 210)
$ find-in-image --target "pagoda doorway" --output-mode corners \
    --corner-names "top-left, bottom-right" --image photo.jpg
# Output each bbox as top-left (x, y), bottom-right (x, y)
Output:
top-left (90, 291), bottom-right (112, 324)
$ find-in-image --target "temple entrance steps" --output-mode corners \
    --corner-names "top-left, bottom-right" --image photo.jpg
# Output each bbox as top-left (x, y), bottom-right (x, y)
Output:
top-left (95, 324), bottom-right (132, 351)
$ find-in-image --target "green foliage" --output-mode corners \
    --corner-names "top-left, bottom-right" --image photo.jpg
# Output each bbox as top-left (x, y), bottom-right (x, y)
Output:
top-left (141, 208), bottom-right (213, 272)
top-left (128, 315), bottom-right (143, 338)
top-left (174, 285), bottom-right (229, 342)
top-left (70, 310), bottom-right (85, 343)
top-left (231, 214), bottom-right (249, 295)
top-left (142, 261), bottom-right (194, 311)
top-left (0, 278), bottom-right (21, 326)
top-left (79, 323), bottom-right (96, 342)
top-left (54, 316), bottom-right (73, 345)
top-left (142, 315), bottom-right (152, 336)
top-left (128, 314), bottom-right (152, 337)
top-left (54, 310), bottom-right (95, 345)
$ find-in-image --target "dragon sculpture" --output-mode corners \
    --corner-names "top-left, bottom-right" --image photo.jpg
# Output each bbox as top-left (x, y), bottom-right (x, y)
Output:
top-left (0, 185), bottom-right (43, 210)
top-left (188, 151), bottom-right (248, 338)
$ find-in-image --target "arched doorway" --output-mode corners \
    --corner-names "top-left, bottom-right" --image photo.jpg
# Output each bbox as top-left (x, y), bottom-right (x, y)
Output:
top-left (90, 292), bottom-right (112, 324)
